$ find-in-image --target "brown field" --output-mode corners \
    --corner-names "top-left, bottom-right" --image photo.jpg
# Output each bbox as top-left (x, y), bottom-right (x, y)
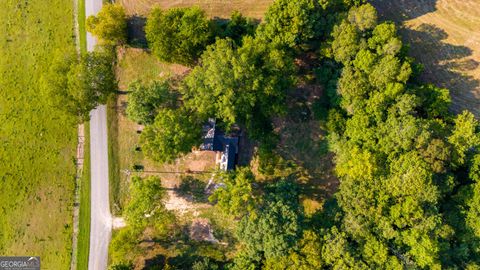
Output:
top-left (371, 0), bottom-right (480, 117)
top-left (118, 0), bottom-right (273, 18)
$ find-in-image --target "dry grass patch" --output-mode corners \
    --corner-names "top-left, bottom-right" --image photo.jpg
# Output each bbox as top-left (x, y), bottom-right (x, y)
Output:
top-left (118, 0), bottom-right (273, 18)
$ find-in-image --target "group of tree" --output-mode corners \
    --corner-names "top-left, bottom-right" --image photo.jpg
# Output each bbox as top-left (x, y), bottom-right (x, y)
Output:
top-left (104, 0), bottom-right (480, 269)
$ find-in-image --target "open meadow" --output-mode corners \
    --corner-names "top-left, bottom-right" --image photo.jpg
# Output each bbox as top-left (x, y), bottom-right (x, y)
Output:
top-left (0, 0), bottom-right (77, 268)
top-left (371, 0), bottom-right (480, 117)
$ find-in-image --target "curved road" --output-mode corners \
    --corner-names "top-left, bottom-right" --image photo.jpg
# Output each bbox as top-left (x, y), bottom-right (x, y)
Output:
top-left (86, 0), bottom-right (112, 269)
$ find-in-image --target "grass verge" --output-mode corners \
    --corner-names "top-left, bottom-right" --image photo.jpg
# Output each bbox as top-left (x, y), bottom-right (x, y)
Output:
top-left (77, 122), bottom-right (91, 270)
top-left (107, 95), bottom-right (122, 215)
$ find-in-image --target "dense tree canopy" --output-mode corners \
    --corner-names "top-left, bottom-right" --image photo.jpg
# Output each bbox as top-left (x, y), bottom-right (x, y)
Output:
top-left (145, 7), bottom-right (213, 65)
top-left (41, 50), bottom-right (116, 121)
top-left (209, 168), bottom-right (259, 218)
top-left (126, 80), bottom-right (176, 124)
top-left (86, 4), bottom-right (127, 45)
top-left (140, 108), bottom-right (201, 163)
top-left (181, 37), bottom-right (295, 138)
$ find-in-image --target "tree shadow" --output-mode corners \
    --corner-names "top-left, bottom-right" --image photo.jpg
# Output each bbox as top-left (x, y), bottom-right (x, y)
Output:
top-left (370, 0), bottom-right (438, 21)
top-left (370, 1), bottom-right (480, 117)
top-left (402, 23), bottom-right (480, 116)
top-left (127, 15), bottom-right (147, 48)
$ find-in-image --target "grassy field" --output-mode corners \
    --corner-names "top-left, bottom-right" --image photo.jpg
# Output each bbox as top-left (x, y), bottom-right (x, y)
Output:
top-left (371, 0), bottom-right (480, 117)
top-left (0, 0), bottom-right (77, 268)
top-left (118, 0), bottom-right (273, 18)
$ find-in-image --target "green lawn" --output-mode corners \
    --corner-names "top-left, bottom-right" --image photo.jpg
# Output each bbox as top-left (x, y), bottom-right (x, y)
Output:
top-left (0, 0), bottom-right (77, 268)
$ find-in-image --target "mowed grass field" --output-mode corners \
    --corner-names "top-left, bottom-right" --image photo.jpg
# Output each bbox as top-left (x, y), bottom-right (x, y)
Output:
top-left (118, 0), bottom-right (273, 18)
top-left (371, 0), bottom-right (480, 117)
top-left (0, 0), bottom-right (77, 268)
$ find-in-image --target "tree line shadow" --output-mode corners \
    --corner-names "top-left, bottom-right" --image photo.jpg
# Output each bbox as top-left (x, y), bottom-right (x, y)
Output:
top-left (371, 0), bottom-right (480, 117)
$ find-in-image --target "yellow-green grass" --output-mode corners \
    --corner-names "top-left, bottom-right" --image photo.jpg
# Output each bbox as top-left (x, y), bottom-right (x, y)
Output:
top-left (0, 0), bottom-right (77, 268)
top-left (371, 0), bottom-right (480, 117)
top-left (118, 0), bottom-right (273, 19)
top-left (77, 122), bottom-right (90, 270)
top-left (79, 0), bottom-right (87, 54)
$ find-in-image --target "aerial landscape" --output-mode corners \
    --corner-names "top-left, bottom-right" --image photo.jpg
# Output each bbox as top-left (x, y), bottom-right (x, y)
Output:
top-left (0, 0), bottom-right (479, 269)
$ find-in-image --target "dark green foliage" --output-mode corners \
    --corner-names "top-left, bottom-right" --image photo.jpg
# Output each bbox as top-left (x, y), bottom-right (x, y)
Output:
top-left (109, 263), bottom-right (134, 270)
top-left (181, 37), bottom-right (295, 139)
top-left (86, 4), bottom-right (127, 45)
top-left (192, 257), bottom-right (220, 270)
top-left (219, 11), bottom-right (257, 44)
top-left (41, 49), bottom-right (117, 122)
top-left (145, 7), bottom-right (213, 65)
top-left (235, 199), bottom-right (301, 266)
top-left (125, 80), bottom-right (176, 124)
top-left (140, 108), bottom-right (202, 163)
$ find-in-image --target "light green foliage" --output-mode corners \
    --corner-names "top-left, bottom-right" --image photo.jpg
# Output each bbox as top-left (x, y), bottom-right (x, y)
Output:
top-left (331, 20), bottom-right (360, 63)
top-left (126, 80), bottom-right (176, 124)
top-left (123, 176), bottom-right (175, 234)
top-left (368, 22), bottom-right (402, 55)
top-left (140, 108), bottom-right (201, 163)
top-left (467, 155), bottom-right (480, 237)
top-left (209, 168), bottom-right (258, 218)
top-left (448, 111), bottom-right (479, 167)
top-left (347, 3), bottom-right (377, 31)
top-left (86, 4), bottom-right (127, 45)
top-left (256, 0), bottom-right (319, 48)
top-left (42, 50), bottom-right (117, 121)
top-left (145, 7), bottom-right (213, 65)
top-left (181, 37), bottom-right (294, 138)
top-left (109, 227), bottom-right (141, 265)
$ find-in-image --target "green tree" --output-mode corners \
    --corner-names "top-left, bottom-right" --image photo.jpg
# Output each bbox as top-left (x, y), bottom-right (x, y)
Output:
top-left (126, 80), bottom-right (176, 124)
top-left (140, 108), bottom-right (201, 163)
top-left (181, 37), bottom-right (294, 138)
top-left (123, 176), bottom-right (175, 234)
top-left (86, 4), bottom-right (127, 45)
top-left (41, 50), bottom-right (116, 121)
top-left (256, 0), bottom-right (320, 48)
top-left (448, 111), bottom-right (479, 167)
top-left (209, 168), bottom-right (258, 218)
top-left (145, 7), bottom-right (213, 65)
top-left (347, 3), bottom-right (377, 31)
top-left (220, 11), bottom-right (257, 44)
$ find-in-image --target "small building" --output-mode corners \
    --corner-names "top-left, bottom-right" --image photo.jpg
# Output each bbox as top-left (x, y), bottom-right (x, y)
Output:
top-left (200, 119), bottom-right (239, 171)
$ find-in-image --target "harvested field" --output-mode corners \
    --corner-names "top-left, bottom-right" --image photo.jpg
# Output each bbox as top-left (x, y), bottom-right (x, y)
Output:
top-left (371, 0), bottom-right (480, 117)
top-left (118, 0), bottom-right (273, 18)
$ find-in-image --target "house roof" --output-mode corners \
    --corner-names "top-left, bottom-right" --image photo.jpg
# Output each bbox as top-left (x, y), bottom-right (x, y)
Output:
top-left (200, 119), bottom-right (239, 171)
